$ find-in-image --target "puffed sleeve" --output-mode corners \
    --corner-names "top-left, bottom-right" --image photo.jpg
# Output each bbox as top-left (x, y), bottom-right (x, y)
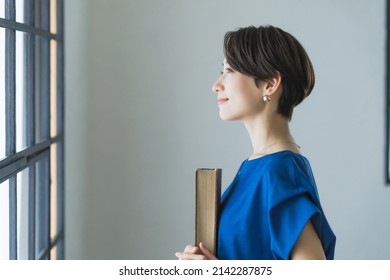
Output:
top-left (268, 189), bottom-right (320, 260)
top-left (266, 156), bottom-right (335, 260)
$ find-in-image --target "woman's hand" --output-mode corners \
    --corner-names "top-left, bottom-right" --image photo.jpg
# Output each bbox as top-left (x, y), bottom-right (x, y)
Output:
top-left (175, 242), bottom-right (218, 260)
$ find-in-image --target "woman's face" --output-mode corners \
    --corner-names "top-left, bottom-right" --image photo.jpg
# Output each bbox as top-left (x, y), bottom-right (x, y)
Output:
top-left (212, 59), bottom-right (264, 121)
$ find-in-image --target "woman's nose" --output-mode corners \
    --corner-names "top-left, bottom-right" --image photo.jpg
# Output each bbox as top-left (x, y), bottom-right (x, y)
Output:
top-left (212, 78), bottom-right (224, 93)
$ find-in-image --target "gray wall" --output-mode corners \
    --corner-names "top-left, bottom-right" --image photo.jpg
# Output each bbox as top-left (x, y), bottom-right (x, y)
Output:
top-left (65, 0), bottom-right (390, 259)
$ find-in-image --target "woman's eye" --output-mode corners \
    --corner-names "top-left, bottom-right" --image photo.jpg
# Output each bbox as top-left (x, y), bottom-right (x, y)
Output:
top-left (220, 68), bottom-right (234, 75)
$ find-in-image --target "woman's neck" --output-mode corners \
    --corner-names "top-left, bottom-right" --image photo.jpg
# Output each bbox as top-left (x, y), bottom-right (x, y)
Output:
top-left (243, 113), bottom-right (298, 157)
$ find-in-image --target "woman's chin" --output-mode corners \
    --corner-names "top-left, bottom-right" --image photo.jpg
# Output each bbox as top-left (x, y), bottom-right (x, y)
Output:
top-left (219, 112), bottom-right (236, 121)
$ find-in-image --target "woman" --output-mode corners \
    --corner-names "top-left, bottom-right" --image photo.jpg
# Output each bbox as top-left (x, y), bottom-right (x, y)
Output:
top-left (176, 25), bottom-right (336, 260)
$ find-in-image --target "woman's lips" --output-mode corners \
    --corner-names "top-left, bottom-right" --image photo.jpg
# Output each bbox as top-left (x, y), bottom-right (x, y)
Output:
top-left (218, 98), bottom-right (229, 105)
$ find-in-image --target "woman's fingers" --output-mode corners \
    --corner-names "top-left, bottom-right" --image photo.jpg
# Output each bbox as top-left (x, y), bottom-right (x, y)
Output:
top-left (175, 252), bottom-right (207, 260)
top-left (199, 242), bottom-right (218, 260)
top-left (175, 244), bottom-right (202, 260)
top-left (184, 245), bottom-right (199, 253)
top-left (175, 243), bottom-right (218, 260)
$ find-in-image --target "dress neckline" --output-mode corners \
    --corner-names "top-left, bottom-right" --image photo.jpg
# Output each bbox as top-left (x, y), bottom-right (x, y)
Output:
top-left (246, 150), bottom-right (304, 163)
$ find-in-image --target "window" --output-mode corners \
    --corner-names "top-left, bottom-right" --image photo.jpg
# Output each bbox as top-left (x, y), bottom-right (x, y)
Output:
top-left (387, 0), bottom-right (390, 183)
top-left (0, 0), bottom-right (64, 260)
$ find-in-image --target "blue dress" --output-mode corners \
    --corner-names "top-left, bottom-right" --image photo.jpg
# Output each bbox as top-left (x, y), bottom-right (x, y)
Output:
top-left (217, 150), bottom-right (336, 260)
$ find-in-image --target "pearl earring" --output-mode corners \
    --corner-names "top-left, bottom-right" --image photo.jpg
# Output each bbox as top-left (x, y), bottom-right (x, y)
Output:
top-left (263, 95), bottom-right (271, 102)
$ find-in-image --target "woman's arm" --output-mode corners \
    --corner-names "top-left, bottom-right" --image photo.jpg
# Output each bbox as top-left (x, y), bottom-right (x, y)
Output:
top-left (177, 221), bottom-right (325, 260)
top-left (175, 242), bottom-right (218, 260)
top-left (290, 220), bottom-right (326, 260)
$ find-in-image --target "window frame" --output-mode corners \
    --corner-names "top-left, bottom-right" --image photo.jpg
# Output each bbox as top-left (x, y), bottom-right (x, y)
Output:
top-left (387, 0), bottom-right (390, 183)
top-left (0, 0), bottom-right (64, 260)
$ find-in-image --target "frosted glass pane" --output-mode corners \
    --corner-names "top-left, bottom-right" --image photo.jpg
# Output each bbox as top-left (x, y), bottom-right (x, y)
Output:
top-left (50, 40), bottom-right (57, 138)
top-left (50, 0), bottom-right (57, 34)
top-left (0, 180), bottom-right (9, 260)
top-left (15, 0), bottom-right (24, 23)
top-left (50, 245), bottom-right (57, 260)
top-left (0, 28), bottom-right (5, 160)
top-left (16, 31), bottom-right (26, 152)
top-left (0, 0), bottom-right (4, 18)
top-left (50, 144), bottom-right (57, 240)
top-left (17, 169), bottom-right (29, 259)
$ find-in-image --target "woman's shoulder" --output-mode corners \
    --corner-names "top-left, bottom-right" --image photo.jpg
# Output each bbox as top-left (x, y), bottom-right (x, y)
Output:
top-left (246, 150), bottom-right (309, 170)
top-left (240, 150), bottom-right (316, 192)
top-left (260, 150), bottom-right (316, 190)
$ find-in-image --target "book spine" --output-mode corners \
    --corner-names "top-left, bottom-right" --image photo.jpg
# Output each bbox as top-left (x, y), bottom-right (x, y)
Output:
top-left (195, 168), bottom-right (221, 257)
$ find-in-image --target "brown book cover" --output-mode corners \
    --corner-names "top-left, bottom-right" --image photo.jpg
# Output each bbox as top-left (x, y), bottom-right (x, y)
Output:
top-left (195, 168), bottom-right (221, 257)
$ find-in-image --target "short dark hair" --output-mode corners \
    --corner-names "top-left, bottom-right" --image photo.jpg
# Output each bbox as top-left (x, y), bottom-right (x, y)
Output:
top-left (223, 25), bottom-right (315, 120)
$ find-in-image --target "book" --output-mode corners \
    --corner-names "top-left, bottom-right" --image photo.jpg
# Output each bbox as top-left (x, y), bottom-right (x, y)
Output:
top-left (195, 168), bottom-right (222, 257)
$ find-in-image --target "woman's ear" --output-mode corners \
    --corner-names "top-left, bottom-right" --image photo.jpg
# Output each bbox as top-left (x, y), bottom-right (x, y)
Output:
top-left (264, 74), bottom-right (282, 97)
